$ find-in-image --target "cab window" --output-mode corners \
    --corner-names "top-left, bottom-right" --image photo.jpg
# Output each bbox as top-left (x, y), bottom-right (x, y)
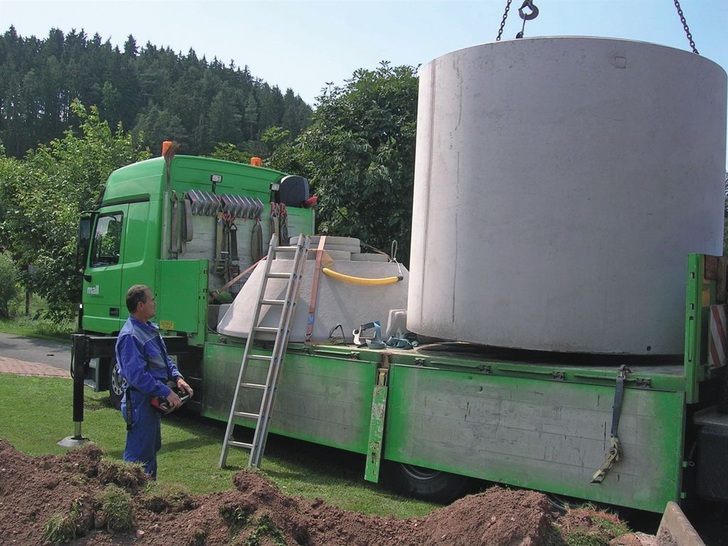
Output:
top-left (90, 213), bottom-right (123, 267)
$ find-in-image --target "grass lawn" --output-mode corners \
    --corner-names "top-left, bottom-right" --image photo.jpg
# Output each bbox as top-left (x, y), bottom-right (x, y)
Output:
top-left (0, 316), bottom-right (73, 343)
top-left (0, 374), bottom-right (438, 519)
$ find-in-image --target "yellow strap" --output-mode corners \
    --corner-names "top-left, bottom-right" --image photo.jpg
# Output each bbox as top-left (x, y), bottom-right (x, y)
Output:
top-left (322, 267), bottom-right (401, 286)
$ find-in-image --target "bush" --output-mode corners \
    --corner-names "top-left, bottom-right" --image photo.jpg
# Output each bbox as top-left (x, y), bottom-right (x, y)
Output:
top-left (0, 253), bottom-right (19, 319)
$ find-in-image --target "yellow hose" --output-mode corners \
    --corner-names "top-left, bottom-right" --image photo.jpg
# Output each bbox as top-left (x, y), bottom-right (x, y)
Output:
top-left (321, 267), bottom-right (402, 285)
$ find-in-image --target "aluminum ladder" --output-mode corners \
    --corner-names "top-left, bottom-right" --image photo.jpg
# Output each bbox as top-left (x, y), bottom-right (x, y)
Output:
top-left (218, 233), bottom-right (310, 468)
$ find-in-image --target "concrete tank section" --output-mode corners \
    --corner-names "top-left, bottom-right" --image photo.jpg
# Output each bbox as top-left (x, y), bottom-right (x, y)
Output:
top-left (408, 37), bottom-right (727, 355)
top-left (218, 237), bottom-right (409, 343)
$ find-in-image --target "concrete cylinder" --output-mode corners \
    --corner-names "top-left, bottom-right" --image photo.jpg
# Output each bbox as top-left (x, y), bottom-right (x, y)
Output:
top-left (408, 37), bottom-right (727, 354)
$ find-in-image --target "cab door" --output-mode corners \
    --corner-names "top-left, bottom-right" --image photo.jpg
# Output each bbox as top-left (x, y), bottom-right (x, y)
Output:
top-left (82, 207), bottom-right (127, 333)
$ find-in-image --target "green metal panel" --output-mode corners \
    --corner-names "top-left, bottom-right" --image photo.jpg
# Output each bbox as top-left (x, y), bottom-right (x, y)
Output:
top-left (120, 200), bottom-right (158, 299)
top-left (383, 364), bottom-right (685, 513)
top-left (156, 260), bottom-right (208, 339)
top-left (202, 342), bottom-right (377, 453)
top-left (286, 207), bottom-right (316, 241)
top-left (102, 158), bottom-right (166, 204)
top-left (683, 253), bottom-right (719, 403)
top-left (170, 156), bottom-right (285, 200)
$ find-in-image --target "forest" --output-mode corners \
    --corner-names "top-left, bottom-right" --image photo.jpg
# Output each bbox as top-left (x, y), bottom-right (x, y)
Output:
top-left (0, 25), bottom-right (313, 159)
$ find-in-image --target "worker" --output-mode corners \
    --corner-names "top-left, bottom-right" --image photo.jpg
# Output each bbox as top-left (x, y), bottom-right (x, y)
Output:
top-left (115, 284), bottom-right (194, 478)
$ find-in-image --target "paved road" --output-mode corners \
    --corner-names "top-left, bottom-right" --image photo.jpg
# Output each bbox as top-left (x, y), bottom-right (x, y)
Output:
top-left (0, 332), bottom-right (72, 373)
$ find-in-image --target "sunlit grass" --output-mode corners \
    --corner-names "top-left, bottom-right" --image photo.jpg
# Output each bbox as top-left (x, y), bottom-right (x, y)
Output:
top-left (0, 315), bottom-right (74, 342)
top-left (0, 293), bottom-right (75, 343)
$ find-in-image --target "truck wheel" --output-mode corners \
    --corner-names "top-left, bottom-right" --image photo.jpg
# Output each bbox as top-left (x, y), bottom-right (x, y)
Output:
top-left (387, 463), bottom-right (468, 504)
top-left (108, 358), bottom-right (126, 410)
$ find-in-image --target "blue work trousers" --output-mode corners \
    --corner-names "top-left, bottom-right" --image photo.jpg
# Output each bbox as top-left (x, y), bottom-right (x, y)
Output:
top-left (121, 389), bottom-right (162, 478)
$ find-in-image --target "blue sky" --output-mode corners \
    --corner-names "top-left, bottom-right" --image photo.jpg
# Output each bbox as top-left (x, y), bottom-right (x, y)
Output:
top-left (1, 0), bottom-right (725, 105)
top-left (1, 0), bottom-right (727, 165)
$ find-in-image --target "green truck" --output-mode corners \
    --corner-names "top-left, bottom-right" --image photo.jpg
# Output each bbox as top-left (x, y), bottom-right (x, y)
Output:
top-left (69, 142), bottom-right (728, 514)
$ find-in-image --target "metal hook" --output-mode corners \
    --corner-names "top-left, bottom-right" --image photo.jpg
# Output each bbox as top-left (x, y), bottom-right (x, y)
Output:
top-left (518, 0), bottom-right (539, 20)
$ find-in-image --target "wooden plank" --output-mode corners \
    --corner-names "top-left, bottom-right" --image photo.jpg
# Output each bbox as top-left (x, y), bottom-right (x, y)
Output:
top-left (365, 384), bottom-right (388, 483)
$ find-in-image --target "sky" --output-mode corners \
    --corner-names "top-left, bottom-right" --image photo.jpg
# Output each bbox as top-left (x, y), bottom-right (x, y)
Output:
top-left (1, 0), bottom-right (727, 161)
top-left (1, 0), bottom-right (726, 105)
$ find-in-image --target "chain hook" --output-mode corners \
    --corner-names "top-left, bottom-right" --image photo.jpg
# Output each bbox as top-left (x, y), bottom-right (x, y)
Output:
top-left (518, 0), bottom-right (539, 21)
top-left (516, 0), bottom-right (538, 39)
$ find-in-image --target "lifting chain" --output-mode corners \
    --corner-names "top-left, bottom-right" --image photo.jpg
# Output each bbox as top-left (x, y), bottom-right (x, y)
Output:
top-left (673, 0), bottom-right (699, 54)
top-left (495, 0), bottom-right (513, 41)
top-left (497, 0), bottom-right (699, 54)
top-left (496, 0), bottom-right (539, 41)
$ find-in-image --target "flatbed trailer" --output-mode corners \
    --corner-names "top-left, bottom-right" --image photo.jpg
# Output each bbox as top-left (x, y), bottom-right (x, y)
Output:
top-left (72, 251), bottom-right (728, 512)
top-left (193, 259), bottom-right (723, 514)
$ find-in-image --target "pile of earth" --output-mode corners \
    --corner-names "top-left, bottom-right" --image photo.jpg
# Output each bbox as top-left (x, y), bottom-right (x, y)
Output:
top-left (0, 439), bottom-right (645, 545)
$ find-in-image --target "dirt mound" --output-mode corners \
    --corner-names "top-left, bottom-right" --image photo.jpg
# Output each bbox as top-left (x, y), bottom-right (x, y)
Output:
top-left (0, 439), bottom-right (631, 545)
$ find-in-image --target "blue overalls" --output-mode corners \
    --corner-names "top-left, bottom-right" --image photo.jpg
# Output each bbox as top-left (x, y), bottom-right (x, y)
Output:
top-left (115, 316), bottom-right (182, 478)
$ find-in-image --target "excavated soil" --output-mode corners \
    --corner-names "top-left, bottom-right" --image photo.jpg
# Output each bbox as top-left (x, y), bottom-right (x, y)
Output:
top-left (0, 439), bottom-right (636, 545)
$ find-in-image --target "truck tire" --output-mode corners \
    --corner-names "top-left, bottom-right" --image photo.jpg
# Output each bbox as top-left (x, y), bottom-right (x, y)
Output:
top-left (108, 358), bottom-right (126, 410)
top-left (387, 463), bottom-right (468, 504)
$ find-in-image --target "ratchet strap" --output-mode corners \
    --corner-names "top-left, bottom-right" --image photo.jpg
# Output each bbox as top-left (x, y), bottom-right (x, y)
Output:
top-left (591, 365), bottom-right (630, 483)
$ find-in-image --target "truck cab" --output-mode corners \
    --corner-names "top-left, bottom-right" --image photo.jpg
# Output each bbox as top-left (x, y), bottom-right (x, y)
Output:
top-left (75, 148), bottom-right (314, 407)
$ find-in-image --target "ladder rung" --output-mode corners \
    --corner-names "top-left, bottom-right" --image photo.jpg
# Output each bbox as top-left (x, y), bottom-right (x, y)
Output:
top-left (248, 355), bottom-right (271, 362)
top-left (273, 246), bottom-right (297, 254)
top-left (227, 440), bottom-right (253, 450)
top-left (247, 354), bottom-right (272, 362)
top-left (261, 299), bottom-right (285, 306)
top-left (234, 411), bottom-right (260, 419)
top-left (267, 272), bottom-right (292, 279)
top-left (254, 326), bottom-right (279, 334)
top-left (240, 382), bottom-right (266, 390)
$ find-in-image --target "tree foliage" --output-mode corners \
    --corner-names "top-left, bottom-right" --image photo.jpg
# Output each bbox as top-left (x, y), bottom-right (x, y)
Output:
top-left (0, 101), bottom-right (150, 318)
top-left (0, 252), bottom-right (19, 318)
top-left (270, 62), bottom-right (419, 265)
top-left (0, 26), bottom-right (312, 159)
